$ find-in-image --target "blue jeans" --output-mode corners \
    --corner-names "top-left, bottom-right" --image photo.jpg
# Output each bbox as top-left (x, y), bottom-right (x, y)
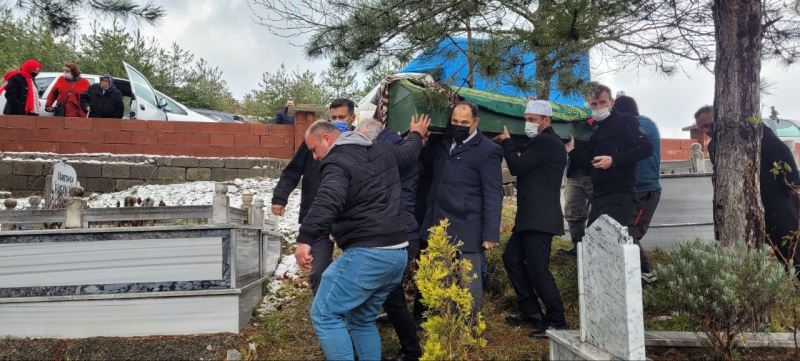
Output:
top-left (311, 247), bottom-right (407, 361)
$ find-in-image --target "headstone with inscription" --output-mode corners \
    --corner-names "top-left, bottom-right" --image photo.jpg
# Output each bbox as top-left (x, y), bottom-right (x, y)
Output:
top-left (45, 163), bottom-right (79, 209)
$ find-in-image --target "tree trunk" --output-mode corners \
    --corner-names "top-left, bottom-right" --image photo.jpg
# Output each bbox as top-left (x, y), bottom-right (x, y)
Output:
top-left (711, 0), bottom-right (766, 248)
top-left (466, 25), bottom-right (475, 89)
top-left (535, 54), bottom-right (552, 100)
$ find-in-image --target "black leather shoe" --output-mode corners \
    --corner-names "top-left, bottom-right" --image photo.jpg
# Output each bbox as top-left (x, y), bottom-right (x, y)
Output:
top-left (505, 312), bottom-right (543, 326)
top-left (557, 247), bottom-right (578, 257)
top-left (530, 322), bottom-right (569, 338)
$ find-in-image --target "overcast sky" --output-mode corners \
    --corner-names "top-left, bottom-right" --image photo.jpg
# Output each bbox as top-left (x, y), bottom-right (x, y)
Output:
top-left (104, 0), bottom-right (800, 138)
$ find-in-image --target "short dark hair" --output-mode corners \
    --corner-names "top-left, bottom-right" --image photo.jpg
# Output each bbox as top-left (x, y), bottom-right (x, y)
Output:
top-left (452, 101), bottom-right (479, 119)
top-left (694, 105), bottom-right (713, 119)
top-left (613, 95), bottom-right (639, 116)
top-left (586, 82), bottom-right (612, 100)
top-left (330, 98), bottom-right (355, 114)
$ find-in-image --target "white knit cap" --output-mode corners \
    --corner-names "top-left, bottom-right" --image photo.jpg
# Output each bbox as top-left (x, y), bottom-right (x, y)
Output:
top-left (525, 100), bottom-right (552, 116)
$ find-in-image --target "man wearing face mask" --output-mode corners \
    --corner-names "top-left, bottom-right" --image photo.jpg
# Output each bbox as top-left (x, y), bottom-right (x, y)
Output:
top-left (494, 100), bottom-right (568, 337)
top-left (296, 116), bottom-right (428, 361)
top-left (80, 74), bottom-right (124, 119)
top-left (272, 98), bottom-right (358, 294)
top-left (1, 59), bottom-right (42, 115)
top-left (420, 101), bottom-right (504, 321)
top-left (585, 83), bottom-right (653, 230)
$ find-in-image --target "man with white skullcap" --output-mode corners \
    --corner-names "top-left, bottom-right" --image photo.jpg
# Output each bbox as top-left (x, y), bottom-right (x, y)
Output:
top-left (493, 99), bottom-right (569, 338)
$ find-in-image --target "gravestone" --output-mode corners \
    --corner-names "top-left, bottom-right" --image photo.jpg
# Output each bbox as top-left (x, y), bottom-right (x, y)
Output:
top-left (578, 215), bottom-right (646, 360)
top-left (45, 163), bottom-right (79, 209)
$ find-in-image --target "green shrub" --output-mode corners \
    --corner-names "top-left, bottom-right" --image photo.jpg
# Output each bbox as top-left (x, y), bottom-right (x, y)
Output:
top-left (415, 219), bottom-right (486, 361)
top-left (656, 241), bottom-right (793, 360)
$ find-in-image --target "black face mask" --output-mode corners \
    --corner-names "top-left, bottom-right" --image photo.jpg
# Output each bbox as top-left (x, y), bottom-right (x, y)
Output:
top-left (448, 124), bottom-right (471, 143)
top-left (30, 72), bottom-right (38, 78)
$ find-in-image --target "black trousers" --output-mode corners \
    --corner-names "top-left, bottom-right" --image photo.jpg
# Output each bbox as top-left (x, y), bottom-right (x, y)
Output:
top-left (588, 192), bottom-right (636, 230)
top-left (502, 230), bottom-right (566, 325)
top-left (382, 241), bottom-right (422, 359)
top-left (309, 238), bottom-right (334, 294)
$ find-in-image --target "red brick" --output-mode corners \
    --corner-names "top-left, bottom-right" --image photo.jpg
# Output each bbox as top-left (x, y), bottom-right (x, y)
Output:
top-left (250, 123), bottom-right (269, 135)
top-left (92, 118), bottom-right (122, 130)
top-left (58, 143), bottom-right (90, 154)
top-left (2, 141), bottom-right (28, 152)
top-left (270, 124), bottom-right (295, 136)
top-left (120, 120), bottom-right (148, 131)
top-left (87, 144), bottom-right (116, 154)
top-left (76, 130), bottom-right (106, 143)
top-left (49, 129), bottom-right (78, 142)
top-left (35, 117), bottom-right (64, 129)
top-left (157, 133), bottom-right (185, 145)
top-left (173, 121), bottom-right (206, 133)
top-left (104, 130), bottom-right (131, 144)
top-left (19, 128), bottom-right (50, 142)
top-left (268, 148), bottom-right (295, 159)
top-left (235, 134), bottom-right (260, 147)
top-left (183, 133), bottom-right (210, 146)
top-left (64, 117), bottom-right (93, 129)
top-left (210, 133), bottom-right (235, 147)
top-left (0, 128), bottom-right (21, 141)
top-left (260, 135), bottom-right (288, 148)
top-left (240, 147), bottom-right (270, 157)
top-left (146, 121), bottom-right (174, 132)
top-left (6, 116), bottom-right (36, 129)
top-left (116, 144), bottom-right (144, 154)
top-left (0, 118), bottom-right (7, 128)
top-left (4, 141), bottom-right (58, 153)
top-left (198, 123), bottom-right (250, 135)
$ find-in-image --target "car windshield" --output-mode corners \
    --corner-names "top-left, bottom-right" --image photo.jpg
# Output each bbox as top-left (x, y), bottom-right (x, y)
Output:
top-left (155, 91), bottom-right (187, 115)
top-left (776, 119), bottom-right (800, 138)
top-left (34, 77), bottom-right (55, 97)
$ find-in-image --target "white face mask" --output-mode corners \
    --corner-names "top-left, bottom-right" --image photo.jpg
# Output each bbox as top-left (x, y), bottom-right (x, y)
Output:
top-left (524, 121), bottom-right (540, 138)
top-left (63, 72), bottom-right (73, 80)
top-left (592, 107), bottom-right (611, 121)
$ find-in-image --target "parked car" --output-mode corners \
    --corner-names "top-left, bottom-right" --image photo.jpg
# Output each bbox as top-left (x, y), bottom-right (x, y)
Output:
top-left (0, 62), bottom-right (216, 122)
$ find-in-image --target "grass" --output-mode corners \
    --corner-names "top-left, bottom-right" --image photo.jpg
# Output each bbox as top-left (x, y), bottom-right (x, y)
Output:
top-left (245, 199), bottom-right (798, 360)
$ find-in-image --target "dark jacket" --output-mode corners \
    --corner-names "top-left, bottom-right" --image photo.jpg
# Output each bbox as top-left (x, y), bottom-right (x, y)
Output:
top-left (709, 127), bottom-right (800, 243)
top-left (275, 108), bottom-right (295, 125)
top-left (271, 142), bottom-right (320, 223)
top-left (3, 74), bottom-right (30, 115)
top-left (502, 127), bottom-right (567, 235)
top-left (376, 127), bottom-right (421, 241)
top-left (634, 115), bottom-right (662, 193)
top-left (80, 83), bottom-right (124, 119)
top-left (421, 132), bottom-right (504, 253)
top-left (298, 131), bottom-right (424, 250)
top-left (566, 139), bottom-right (593, 178)
top-left (588, 111), bottom-right (653, 196)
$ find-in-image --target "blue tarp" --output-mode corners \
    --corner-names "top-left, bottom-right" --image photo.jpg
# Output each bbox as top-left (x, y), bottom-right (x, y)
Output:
top-left (399, 37), bottom-right (590, 107)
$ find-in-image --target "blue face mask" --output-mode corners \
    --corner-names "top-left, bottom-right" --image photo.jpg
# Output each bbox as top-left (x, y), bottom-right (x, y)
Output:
top-left (332, 120), bottom-right (349, 132)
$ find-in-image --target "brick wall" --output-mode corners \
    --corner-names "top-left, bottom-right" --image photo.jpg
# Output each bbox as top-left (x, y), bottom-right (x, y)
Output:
top-left (0, 116), bottom-right (296, 159)
top-left (661, 138), bottom-right (700, 161)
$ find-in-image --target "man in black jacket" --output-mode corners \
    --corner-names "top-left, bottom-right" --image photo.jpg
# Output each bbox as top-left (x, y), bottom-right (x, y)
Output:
top-left (271, 99), bottom-right (357, 293)
top-left (420, 102), bottom-right (504, 320)
top-left (585, 84), bottom-right (653, 228)
top-left (296, 117), bottom-right (427, 361)
top-left (495, 100), bottom-right (568, 338)
top-left (696, 106), bottom-right (800, 277)
top-left (275, 99), bottom-right (295, 125)
top-left (80, 75), bottom-right (124, 118)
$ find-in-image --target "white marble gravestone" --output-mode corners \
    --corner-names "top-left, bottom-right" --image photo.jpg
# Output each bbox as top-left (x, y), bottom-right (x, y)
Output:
top-left (45, 163), bottom-right (79, 209)
top-left (578, 215), bottom-right (646, 360)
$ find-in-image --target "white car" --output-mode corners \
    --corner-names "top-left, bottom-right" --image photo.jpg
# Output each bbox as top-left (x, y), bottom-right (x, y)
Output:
top-left (0, 62), bottom-right (216, 122)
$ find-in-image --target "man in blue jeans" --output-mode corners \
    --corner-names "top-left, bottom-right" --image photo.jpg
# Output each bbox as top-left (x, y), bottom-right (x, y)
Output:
top-left (296, 116), bottom-right (428, 360)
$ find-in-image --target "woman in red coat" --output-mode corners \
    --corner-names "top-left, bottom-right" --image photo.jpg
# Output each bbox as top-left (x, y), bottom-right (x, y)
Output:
top-left (45, 62), bottom-right (90, 117)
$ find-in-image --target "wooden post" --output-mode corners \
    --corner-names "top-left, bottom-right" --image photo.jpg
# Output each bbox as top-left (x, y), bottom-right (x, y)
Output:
top-left (211, 183), bottom-right (230, 224)
top-left (251, 198), bottom-right (265, 228)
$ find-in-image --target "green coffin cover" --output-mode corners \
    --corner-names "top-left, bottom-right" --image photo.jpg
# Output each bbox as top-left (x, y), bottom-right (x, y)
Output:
top-left (385, 79), bottom-right (593, 141)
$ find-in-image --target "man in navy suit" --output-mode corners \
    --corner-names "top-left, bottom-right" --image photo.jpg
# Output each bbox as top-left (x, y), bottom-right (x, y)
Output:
top-left (420, 101), bottom-right (504, 319)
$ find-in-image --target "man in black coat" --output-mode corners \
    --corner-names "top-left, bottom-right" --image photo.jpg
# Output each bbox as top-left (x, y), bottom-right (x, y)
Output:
top-left (585, 84), bottom-right (653, 227)
top-left (80, 75), bottom-right (124, 118)
top-left (275, 99), bottom-right (295, 125)
top-left (296, 118), bottom-right (427, 360)
top-left (420, 101), bottom-right (504, 319)
top-left (696, 106), bottom-right (800, 276)
top-left (271, 99), bottom-right (356, 293)
top-left (495, 100), bottom-right (568, 337)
